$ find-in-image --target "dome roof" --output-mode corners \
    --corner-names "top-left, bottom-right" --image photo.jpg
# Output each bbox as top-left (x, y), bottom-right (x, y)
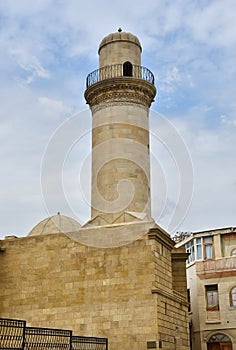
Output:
top-left (28, 214), bottom-right (81, 236)
top-left (98, 30), bottom-right (142, 53)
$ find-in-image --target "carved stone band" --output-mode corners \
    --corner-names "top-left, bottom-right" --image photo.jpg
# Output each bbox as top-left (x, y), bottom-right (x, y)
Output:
top-left (84, 77), bottom-right (156, 109)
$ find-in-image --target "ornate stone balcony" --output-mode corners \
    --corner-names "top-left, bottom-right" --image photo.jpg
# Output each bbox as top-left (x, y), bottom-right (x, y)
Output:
top-left (86, 64), bottom-right (155, 88)
top-left (196, 256), bottom-right (236, 279)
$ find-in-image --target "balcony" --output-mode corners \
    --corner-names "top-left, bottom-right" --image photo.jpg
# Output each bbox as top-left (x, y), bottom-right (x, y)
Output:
top-left (196, 256), bottom-right (236, 279)
top-left (86, 64), bottom-right (155, 88)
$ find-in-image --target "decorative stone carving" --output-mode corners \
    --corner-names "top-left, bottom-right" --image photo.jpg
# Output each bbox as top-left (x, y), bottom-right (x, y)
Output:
top-left (85, 77), bottom-right (156, 109)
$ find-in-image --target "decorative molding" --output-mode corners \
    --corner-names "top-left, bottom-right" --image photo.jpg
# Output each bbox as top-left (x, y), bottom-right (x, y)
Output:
top-left (148, 227), bottom-right (175, 250)
top-left (171, 250), bottom-right (190, 261)
top-left (90, 101), bottom-right (148, 114)
top-left (85, 77), bottom-right (156, 109)
top-left (152, 287), bottom-right (189, 307)
top-left (197, 271), bottom-right (236, 280)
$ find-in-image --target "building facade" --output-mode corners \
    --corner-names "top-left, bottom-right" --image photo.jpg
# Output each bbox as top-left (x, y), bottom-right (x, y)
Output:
top-left (0, 30), bottom-right (190, 350)
top-left (176, 228), bottom-right (236, 350)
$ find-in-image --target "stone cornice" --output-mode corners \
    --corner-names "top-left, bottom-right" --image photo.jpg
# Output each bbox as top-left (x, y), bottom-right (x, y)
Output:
top-left (148, 226), bottom-right (175, 250)
top-left (171, 250), bottom-right (190, 261)
top-left (152, 287), bottom-right (189, 307)
top-left (84, 77), bottom-right (156, 109)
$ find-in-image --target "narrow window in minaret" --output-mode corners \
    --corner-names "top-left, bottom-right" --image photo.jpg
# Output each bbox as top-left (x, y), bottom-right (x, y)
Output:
top-left (123, 61), bottom-right (133, 76)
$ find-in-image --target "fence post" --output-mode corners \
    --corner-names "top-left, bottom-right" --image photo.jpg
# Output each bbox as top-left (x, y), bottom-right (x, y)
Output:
top-left (22, 320), bottom-right (26, 350)
top-left (69, 330), bottom-right (73, 350)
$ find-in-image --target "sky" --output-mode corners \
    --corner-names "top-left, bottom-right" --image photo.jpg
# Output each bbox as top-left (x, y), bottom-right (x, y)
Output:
top-left (0, 0), bottom-right (236, 240)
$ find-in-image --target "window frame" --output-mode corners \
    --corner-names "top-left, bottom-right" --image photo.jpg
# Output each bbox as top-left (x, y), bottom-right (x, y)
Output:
top-left (185, 240), bottom-right (195, 264)
top-left (208, 334), bottom-right (231, 342)
top-left (196, 237), bottom-right (203, 260)
top-left (203, 236), bottom-right (214, 260)
top-left (205, 284), bottom-right (219, 311)
top-left (230, 286), bottom-right (236, 307)
top-left (231, 248), bottom-right (236, 257)
top-left (123, 61), bottom-right (133, 77)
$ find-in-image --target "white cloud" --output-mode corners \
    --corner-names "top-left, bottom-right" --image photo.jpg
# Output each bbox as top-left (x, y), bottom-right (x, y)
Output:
top-left (10, 48), bottom-right (50, 84)
top-left (38, 97), bottom-right (72, 119)
top-left (186, 0), bottom-right (236, 48)
top-left (220, 115), bottom-right (236, 128)
top-left (167, 106), bottom-right (236, 232)
top-left (160, 66), bottom-right (182, 93)
top-left (0, 0), bottom-right (235, 238)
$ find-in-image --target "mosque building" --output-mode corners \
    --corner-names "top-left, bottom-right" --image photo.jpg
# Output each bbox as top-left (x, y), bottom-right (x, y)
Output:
top-left (0, 30), bottom-right (190, 350)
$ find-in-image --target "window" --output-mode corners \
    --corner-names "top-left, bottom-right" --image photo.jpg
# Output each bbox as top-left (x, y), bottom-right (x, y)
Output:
top-left (184, 236), bottom-right (215, 263)
top-left (231, 248), bottom-right (236, 256)
top-left (230, 286), bottom-right (236, 307)
top-left (123, 61), bottom-right (133, 76)
top-left (208, 334), bottom-right (231, 342)
top-left (203, 236), bottom-right (214, 259)
top-left (205, 285), bottom-right (219, 310)
top-left (187, 289), bottom-right (191, 312)
top-left (185, 240), bottom-right (195, 263)
top-left (196, 237), bottom-right (203, 259)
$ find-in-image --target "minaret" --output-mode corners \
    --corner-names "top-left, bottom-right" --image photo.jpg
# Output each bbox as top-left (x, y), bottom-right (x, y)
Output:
top-left (85, 30), bottom-right (156, 225)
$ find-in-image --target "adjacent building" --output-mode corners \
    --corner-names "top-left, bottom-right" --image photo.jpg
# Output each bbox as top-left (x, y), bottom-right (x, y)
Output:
top-left (176, 227), bottom-right (236, 350)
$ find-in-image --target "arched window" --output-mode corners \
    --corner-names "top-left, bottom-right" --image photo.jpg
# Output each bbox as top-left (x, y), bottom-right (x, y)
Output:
top-left (207, 334), bottom-right (232, 350)
top-left (230, 286), bottom-right (236, 307)
top-left (208, 334), bottom-right (231, 342)
top-left (123, 61), bottom-right (133, 77)
top-left (231, 248), bottom-right (236, 256)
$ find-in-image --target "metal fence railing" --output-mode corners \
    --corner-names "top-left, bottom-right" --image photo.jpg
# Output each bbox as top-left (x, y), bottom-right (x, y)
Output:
top-left (0, 318), bottom-right (25, 350)
top-left (72, 336), bottom-right (108, 350)
top-left (0, 318), bottom-right (108, 350)
top-left (86, 64), bottom-right (155, 88)
top-left (24, 327), bottom-right (72, 349)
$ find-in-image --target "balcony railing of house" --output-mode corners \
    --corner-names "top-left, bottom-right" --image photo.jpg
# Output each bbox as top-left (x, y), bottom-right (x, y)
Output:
top-left (196, 256), bottom-right (236, 277)
top-left (86, 64), bottom-right (155, 88)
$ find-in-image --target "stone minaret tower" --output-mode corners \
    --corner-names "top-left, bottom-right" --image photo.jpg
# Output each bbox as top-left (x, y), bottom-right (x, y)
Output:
top-left (85, 30), bottom-right (156, 225)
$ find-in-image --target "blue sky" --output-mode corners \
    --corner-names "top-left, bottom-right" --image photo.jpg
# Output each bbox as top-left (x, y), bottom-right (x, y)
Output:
top-left (0, 0), bottom-right (236, 239)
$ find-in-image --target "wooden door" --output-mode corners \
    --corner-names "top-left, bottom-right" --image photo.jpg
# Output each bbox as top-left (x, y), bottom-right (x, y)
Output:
top-left (207, 343), bottom-right (232, 350)
top-left (221, 344), bottom-right (232, 350)
top-left (208, 343), bottom-right (220, 350)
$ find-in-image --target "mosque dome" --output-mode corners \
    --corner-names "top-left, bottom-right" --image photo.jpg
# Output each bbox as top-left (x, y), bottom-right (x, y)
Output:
top-left (98, 30), bottom-right (142, 54)
top-left (28, 214), bottom-right (81, 236)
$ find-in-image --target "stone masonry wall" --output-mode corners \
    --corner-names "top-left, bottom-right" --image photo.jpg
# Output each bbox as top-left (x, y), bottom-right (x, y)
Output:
top-left (0, 233), bottom-right (158, 350)
top-left (0, 229), bottom-right (189, 350)
top-left (150, 233), bottom-right (190, 350)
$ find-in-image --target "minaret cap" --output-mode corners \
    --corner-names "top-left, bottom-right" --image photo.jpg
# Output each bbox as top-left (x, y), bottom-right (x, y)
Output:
top-left (98, 31), bottom-right (142, 54)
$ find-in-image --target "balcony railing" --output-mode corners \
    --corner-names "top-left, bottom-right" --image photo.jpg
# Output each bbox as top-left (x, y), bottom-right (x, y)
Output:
top-left (86, 64), bottom-right (155, 88)
top-left (196, 256), bottom-right (236, 278)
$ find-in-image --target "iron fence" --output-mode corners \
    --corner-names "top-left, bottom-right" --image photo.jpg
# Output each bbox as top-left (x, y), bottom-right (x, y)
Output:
top-left (86, 64), bottom-right (155, 88)
top-left (0, 318), bottom-right (108, 350)
top-left (0, 318), bottom-right (25, 350)
top-left (24, 327), bottom-right (72, 349)
top-left (72, 336), bottom-right (108, 350)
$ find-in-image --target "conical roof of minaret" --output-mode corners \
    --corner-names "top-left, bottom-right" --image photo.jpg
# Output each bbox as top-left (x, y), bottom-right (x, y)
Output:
top-left (98, 30), bottom-right (142, 54)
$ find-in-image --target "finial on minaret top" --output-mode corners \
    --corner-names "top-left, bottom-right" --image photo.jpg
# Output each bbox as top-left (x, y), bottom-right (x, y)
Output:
top-left (118, 27), bottom-right (122, 32)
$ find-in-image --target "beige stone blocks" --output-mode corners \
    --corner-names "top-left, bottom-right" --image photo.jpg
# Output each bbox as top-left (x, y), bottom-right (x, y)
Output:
top-left (0, 233), bottom-right (155, 348)
top-left (99, 32), bottom-right (141, 67)
top-left (0, 229), bottom-right (189, 350)
top-left (90, 103), bottom-right (152, 222)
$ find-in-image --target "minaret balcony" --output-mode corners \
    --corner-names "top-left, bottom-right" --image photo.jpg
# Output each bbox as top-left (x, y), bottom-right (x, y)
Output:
top-left (86, 64), bottom-right (155, 88)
